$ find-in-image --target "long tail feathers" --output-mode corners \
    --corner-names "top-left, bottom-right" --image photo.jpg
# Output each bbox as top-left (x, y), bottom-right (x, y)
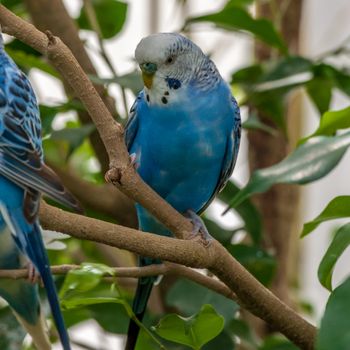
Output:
top-left (125, 279), bottom-right (154, 350)
top-left (25, 223), bottom-right (71, 350)
top-left (6, 205), bottom-right (71, 350)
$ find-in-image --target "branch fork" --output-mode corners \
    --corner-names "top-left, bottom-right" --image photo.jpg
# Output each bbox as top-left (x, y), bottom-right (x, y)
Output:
top-left (0, 5), bottom-right (316, 349)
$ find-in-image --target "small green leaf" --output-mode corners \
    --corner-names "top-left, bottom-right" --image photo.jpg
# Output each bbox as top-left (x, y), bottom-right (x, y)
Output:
top-left (89, 70), bottom-right (143, 95)
top-left (306, 76), bottom-right (333, 115)
top-left (260, 335), bottom-right (299, 350)
top-left (242, 113), bottom-right (277, 135)
top-left (77, 0), bottom-right (128, 39)
top-left (219, 181), bottom-right (262, 244)
top-left (301, 106), bottom-right (350, 143)
top-left (59, 263), bottom-right (114, 299)
top-left (229, 319), bottom-right (258, 346)
top-left (186, 6), bottom-right (287, 53)
top-left (318, 223), bottom-right (350, 291)
top-left (232, 64), bottom-right (264, 85)
top-left (50, 123), bottom-right (95, 157)
top-left (301, 196), bottom-right (350, 237)
top-left (227, 132), bottom-right (350, 209)
top-left (317, 277), bottom-right (350, 350)
top-left (153, 304), bottom-right (224, 350)
top-left (167, 279), bottom-right (239, 325)
top-left (227, 244), bottom-right (276, 285)
top-left (226, 0), bottom-right (255, 8)
top-left (5, 47), bottom-right (59, 77)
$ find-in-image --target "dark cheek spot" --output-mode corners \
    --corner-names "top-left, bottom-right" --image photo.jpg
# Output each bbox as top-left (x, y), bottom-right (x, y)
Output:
top-left (164, 91), bottom-right (169, 96)
top-left (165, 77), bottom-right (181, 90)
top-left (146, 94), bottom-right (150, 102)
top-left (161, 97), bottom-right (168, 104)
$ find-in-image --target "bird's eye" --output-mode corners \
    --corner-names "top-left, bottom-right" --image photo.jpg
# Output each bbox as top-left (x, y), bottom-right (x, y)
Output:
top-left (166, 56), bottom-right (174, 64)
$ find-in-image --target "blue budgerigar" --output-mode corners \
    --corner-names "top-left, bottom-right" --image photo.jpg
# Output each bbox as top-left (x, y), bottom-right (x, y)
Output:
top-left (125, 33), bottom-right (241, 349)
top-left (0, 33), bottom-right (81, 349)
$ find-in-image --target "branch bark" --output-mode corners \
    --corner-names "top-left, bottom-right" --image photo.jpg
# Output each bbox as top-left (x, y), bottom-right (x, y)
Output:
top-left (40, 203), bottom-right (316, 350)
top-left (0, 262), bottom-right (237, 302)
top-left (0, 6), bottom-right (316, 349)
top-left (48, 162), bottom-right (137, 228)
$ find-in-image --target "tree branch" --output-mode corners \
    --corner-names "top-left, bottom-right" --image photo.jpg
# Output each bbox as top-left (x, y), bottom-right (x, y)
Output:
top-left (0, 6), bottom-right (316, 349)
top-left (24, 0), bottom-right (119, 173)
top-left (0, 262), bottom-right (237, 303)
top-left (48, 162), bottom-right (137, 228)
top-left (39, 203), bottom-right (316, 350)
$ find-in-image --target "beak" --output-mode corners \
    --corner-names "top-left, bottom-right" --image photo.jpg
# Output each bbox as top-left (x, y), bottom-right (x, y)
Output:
top-left (140, 62), bottom-right (157, 89)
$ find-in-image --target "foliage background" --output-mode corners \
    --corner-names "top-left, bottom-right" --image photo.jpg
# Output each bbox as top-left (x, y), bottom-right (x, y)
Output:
top-left (1, 0), bottom-right (350, 349)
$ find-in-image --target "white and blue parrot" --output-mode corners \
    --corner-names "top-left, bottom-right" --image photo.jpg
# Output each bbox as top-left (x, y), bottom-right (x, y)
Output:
top-left (124, 33), bottom-right (241, 349)
top-left (0, 33), bottom-right (81, 349)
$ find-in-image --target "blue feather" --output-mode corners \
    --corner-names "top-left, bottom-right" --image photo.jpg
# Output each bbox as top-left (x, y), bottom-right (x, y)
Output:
top-left (0, 34), bottom-right (82, 350)
top-left (125, 33), bottom-right (241, 349)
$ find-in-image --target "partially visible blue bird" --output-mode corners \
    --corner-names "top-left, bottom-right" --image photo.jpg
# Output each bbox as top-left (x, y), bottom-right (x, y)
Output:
top-left (0, 33), bottom-right (81, 349)
top-left (0, 221), bottom-right (51, 349)
top-left (124, 33), bottom-right (241, 350)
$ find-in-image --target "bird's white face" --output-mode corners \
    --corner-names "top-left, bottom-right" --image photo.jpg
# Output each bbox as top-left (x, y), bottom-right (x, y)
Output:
top-left (135, 33), bottom-right (203, 106)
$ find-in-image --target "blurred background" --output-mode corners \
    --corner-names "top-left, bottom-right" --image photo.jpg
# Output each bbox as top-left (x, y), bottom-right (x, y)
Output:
top-left (2, 0), bottom-right (350, 349)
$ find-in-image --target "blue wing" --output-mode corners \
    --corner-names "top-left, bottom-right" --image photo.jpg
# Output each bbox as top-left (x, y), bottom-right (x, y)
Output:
top-left (125, 92), bottom-right (143, 151)
top-left (0, 53), bottom-right (81, 213)
top-left (197, 97), bottom-right (241, 214)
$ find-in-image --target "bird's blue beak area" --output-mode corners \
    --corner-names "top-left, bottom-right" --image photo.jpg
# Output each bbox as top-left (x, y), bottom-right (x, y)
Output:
top-left (140, 62), bottom-right (157, 89)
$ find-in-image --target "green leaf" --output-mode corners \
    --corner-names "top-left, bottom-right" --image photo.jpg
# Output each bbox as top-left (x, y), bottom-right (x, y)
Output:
top-left (89, 70), bottom-right (143, 95)
top-left (317, 277), bottom-right (350, 350)
top-left (219, 181), bottom-right (262, 244)
top-left (306, 76), bottom-right (333, 115)
top-left (260, 336), bottom-right (299, 350)
top-left (77, 0), bottom-right (128, 39)
top-left (186, 6), bottom-right (287, 53)
top-left (50, 123), bottom-right (95, 157)
top-left (202, 330), bottom-right (235, 350)
top-left (227, 132), bottom-right (350, 209)
top-left (242, 113), bottom-right (277, 135)
top-left (89, 303), bottom-right (130, 334)
top-left (226, 0), bottom-right (255, 8)
top-left (261, 56), bottom-right (313, 82)
top-left (318, 223), bottom-right (350, 291)
top-left (5, 47), bottom-right (59, 77)
top-left (232, 64), bottom-right (264, 86)
top-left (301, 196), bottom-right (350, 237)
top-left (167, 279), bottom-right (239, 325)
top-left (227, 244), bottom-right (276, 285)
top-left (301, 106), bottom-right (350, 143)
top-left (229, 319), bottom-right (257, 346)
top-left (153, 304), bottom-right (225, 350)
top-left (59, 263), bottom-right (115, 299)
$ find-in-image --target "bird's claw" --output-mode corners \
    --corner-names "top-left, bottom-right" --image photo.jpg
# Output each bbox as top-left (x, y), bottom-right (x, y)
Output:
top-left (129, 153), bottom-right (139, 170)
top-left (184, 210), bottom-right (213, 246)
top-left (26, 262), bottom-right (41, 285)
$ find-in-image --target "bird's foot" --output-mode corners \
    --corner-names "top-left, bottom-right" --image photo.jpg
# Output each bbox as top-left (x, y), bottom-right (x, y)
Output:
top-left (129, 153), bottom-right (139, 170)
top-left (184, 210), bottom-right (213, 246)
top-left (26, 262), bottom-right (41, 285)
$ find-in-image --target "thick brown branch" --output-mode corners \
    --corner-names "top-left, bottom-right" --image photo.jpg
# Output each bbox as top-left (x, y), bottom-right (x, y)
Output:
top-left (39, 203), bottom-right (316, 350)
top-left (0, 6), bottom-right (316, 349)
top-left (0, 4), bottom-right (193, 240)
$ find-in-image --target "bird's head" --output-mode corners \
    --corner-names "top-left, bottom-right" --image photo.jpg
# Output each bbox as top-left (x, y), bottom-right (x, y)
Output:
top-left (135, 33), bottom-right (202, 88)
top-left (135, 33), bottom-right (218, 105)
